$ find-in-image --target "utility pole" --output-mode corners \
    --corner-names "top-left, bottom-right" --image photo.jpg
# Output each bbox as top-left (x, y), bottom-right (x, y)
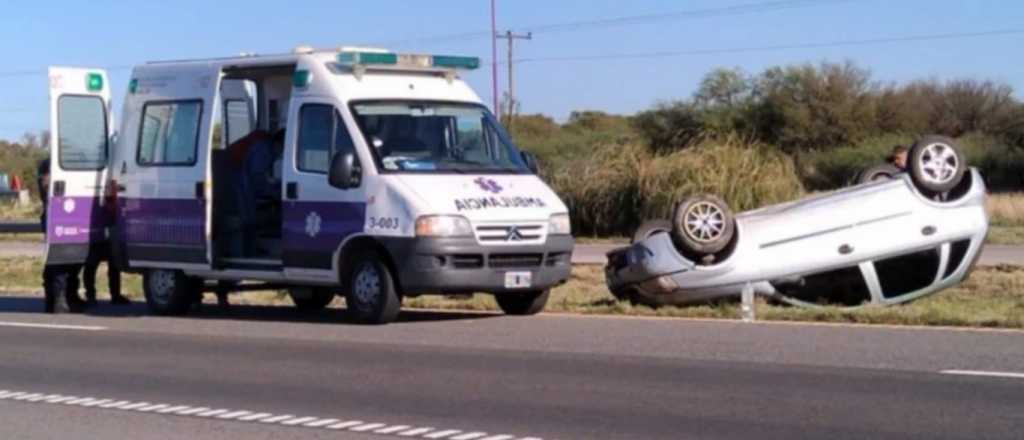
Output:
top-left (496, 30), bottom-right (532, 126)
top-left (490, 0), bottom-right (499, 119)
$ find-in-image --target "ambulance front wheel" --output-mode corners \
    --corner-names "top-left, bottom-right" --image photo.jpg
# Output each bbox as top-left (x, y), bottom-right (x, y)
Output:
top-left (344, 250), bottom-right (401, 324)
top-left (495, 289), bottom-right (549, 316)
top-left (143, 269), bottom-right (197, 316)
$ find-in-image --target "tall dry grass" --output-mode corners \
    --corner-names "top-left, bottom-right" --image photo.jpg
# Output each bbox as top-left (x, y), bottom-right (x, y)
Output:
top-left (986, 193), bottom-right (1024, 226)
top-left (551, 136), bottom-right (804, 236)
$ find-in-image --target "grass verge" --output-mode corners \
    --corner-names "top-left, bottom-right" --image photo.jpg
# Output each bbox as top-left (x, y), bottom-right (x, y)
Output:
top-left (2, 258), bottom-right (1021, 329)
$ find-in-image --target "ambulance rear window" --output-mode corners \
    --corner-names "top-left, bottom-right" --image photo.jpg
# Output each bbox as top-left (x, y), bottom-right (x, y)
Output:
top-left (57, 95), bottom-right (108, 171)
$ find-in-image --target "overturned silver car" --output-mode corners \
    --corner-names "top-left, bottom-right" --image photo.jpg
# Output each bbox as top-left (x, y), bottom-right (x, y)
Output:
top-left (605, 136), bottom-right (989, 308)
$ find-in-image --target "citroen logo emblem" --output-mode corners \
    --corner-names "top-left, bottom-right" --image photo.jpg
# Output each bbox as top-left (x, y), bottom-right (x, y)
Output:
top-left (506, 226), bottom-right (524, 242)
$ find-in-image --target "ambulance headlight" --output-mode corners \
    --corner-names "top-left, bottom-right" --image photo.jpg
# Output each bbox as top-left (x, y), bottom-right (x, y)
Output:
top-left (415, 215), bottom-right (473, 237)
top-left (548, 213), bottom-right (571, 236)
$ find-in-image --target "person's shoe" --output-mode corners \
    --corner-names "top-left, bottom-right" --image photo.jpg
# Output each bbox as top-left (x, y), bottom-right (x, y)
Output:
top-left (84, 298), bottom-right (99, 307)
top-left (110, 295), bottom-right (132, 305)
top-left (67, 296), bottom-right (87, 313)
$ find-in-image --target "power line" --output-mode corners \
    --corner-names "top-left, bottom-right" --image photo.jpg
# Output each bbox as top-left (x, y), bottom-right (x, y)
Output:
top-left (513, 29), bottom-right (1024, 64)
top-left (383, 0), bottom-right (856, 46)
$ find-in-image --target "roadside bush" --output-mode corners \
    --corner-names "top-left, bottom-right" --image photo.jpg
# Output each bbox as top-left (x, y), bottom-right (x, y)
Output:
top-left (799, 133), bottom-right (1024, 191)
top-left (550, 137), bottom-right (804, 236)
top-left (797, 133), bottom-right (913, 190)
top-left (637, 137), bottom-right (804, 221)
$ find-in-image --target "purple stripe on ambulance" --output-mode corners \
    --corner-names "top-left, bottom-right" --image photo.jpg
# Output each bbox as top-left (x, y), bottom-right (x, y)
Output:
top-left (47, 196), bottom-right (109, 244)
top-left (283, 201), bottom-right (366, 252)
top-left (119, 198), bottom-right (205, 245)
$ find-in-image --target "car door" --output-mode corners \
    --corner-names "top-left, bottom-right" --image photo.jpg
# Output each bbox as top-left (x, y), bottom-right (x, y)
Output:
top-left (45, 67), bottom-right (112, 266)
top-left (116, 64), bottom-right (219, 269)
top-left (281, 100), bottom-right (367, 281)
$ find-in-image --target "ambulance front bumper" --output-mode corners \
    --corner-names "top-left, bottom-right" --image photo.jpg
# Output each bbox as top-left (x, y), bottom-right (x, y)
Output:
top-left (379, 235), bottom-right (574, 295)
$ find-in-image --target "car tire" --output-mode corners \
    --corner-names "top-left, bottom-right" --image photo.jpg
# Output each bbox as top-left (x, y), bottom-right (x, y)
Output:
top-left (857, 163), bottom-right (902, 184)
top-left (495, 289), bottom-right (549, 316)
top-left (671, 194), bottom-right (735, 257)
top-left (632, 219), bottom-right (672, 244)
top-left (289, 287), bottom-right (336, 311)
top-left (143, 269), bottom-right (196, 316)
top-left (344, 250), bottom-right (401, 324)
top-left (908, 135), bottom-right (967, 194)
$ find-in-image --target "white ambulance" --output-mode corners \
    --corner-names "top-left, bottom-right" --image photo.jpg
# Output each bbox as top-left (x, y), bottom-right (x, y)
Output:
top-left (45, 47), bottom-right (573, 324)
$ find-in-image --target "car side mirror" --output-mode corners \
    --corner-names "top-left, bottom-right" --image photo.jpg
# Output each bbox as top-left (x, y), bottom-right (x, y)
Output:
top-left (328, 152), bottom-right (361, 189)
top-left (520, 151), bottom-right (539, 174)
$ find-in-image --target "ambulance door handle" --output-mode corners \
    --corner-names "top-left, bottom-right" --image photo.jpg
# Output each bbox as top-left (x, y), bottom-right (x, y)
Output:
top-left (195, 181), bottom-right (204, 200)
top-left (53, 181), bottom-right (65, 197)
top-left (286, 182), bottom-right (298, 200)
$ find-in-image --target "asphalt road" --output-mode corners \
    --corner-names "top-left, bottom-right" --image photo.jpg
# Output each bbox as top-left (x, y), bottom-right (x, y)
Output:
top-left (4, 241), bottom-right (1023, 267)
top-left (0, 300), bottom-right (1022, 439)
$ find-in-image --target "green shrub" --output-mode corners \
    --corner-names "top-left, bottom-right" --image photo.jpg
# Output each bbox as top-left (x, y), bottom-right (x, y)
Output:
top-left (799, 133), bottom-right (1024, 191)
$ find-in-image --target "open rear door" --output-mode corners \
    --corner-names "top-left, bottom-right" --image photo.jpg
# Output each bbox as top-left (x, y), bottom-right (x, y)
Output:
top-left (45, 67), bottom-right (112, 266)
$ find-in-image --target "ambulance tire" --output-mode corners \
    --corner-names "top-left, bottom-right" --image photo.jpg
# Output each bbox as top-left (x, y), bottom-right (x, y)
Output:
top-left (344, 251), bottom-right (401, 324)
top-left (495, 289), bottom-right (549, 316)
top-left (290, 287), bottom-right (336, 311)
top-left (143, 269), bottom-right (195, 316)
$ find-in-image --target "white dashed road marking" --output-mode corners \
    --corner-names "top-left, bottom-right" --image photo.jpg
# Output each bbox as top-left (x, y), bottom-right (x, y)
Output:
top-left (941, 369), bottom-right (1024, 379)
top-left (0, 389), bottom-right (544, 439)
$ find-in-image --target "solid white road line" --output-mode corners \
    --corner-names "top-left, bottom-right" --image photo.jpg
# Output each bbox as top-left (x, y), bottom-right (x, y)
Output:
top-left (941, 369), bottom-right (1024, 379)
top-left (0, 389), bottom-right (545, 439)
top-left (0, 321), bottom-right (106, 331)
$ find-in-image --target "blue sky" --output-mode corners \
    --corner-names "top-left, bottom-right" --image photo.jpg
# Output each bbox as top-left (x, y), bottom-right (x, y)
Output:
top-left (1, 0), bottom-right (1022, 141)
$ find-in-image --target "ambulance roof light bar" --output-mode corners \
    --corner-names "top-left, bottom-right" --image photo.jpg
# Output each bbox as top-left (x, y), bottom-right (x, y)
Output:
top-left (337, 50), bottom-right (480, 81)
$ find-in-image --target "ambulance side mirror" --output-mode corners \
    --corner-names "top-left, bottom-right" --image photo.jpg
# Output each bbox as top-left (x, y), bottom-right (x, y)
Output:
top-left (328, 152), bottom-right (361, 189)
top-left (521, 151), bottom-right (539, 174)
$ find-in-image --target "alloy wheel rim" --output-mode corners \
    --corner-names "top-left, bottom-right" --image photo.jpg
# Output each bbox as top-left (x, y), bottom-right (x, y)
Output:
top-left (919, 143), bottom-right (959, 185)
top-left (684, 201), bottom-right (726, 243)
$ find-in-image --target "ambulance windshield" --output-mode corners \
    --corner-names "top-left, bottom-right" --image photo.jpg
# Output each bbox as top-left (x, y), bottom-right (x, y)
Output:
top-left (350, 101), bottom-right (531, 174)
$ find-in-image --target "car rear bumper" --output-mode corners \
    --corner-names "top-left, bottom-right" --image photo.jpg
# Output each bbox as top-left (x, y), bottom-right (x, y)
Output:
top-left (380, 235), bottom-right (574, 295)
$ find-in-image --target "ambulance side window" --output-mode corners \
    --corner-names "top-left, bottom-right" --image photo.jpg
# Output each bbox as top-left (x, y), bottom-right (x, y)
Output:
top-left (57, 95), bottom-right (108, 171)
top-left (137, 100), bottom-right (203, 166)
top-left (297, 104), bottom-right (356, 174)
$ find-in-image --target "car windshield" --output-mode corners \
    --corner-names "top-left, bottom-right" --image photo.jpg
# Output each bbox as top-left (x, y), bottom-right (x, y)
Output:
top-left (350, 101), bottom-right (530, 174)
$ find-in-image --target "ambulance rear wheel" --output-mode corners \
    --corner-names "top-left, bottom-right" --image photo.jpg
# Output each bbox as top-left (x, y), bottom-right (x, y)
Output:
top-left (290, 287), bottom-right (336, 311)
top-left (143, 269), bottom-right (195, 316)
top-left (344, 251), bottom-right (401, 324)
top-left (495, 289), bottom-right (549, 316)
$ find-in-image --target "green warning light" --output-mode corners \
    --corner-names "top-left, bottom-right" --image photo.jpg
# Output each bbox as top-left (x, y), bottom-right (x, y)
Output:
top-left (86, 73), bottom-right (103, 92)
top-left (292, 70), bottom-right (311, 88)
top-left (128, 79), bottom-right (138, 94)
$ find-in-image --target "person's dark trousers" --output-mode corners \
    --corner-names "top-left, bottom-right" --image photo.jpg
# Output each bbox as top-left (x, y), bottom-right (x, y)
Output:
top-left (84, 250), bottom-right (128, 305)
top-left (43, 264), bottom-right (84, 314)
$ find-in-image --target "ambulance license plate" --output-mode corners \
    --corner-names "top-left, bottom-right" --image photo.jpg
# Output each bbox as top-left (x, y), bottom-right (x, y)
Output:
top-left (504, 271), bottom-right (532, 289)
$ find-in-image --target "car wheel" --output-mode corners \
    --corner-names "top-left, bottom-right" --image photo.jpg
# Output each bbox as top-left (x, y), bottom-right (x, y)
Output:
top-left (143, 269), bottom-right (196, 316)
top-left (345, 251), bottom-right (401, 324)
top-left (495, 289), bottom-right (549, 315)
top-left (632, 219), bottom-right (672, 244)
top-left (289, 287), bottom-right (336, 311)
top-left (671, 194), bottom-right (735, 257)
top-left (908, 135), bottom-right (967, 194)
top-left (857, 163), bottom-right (902, 184)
